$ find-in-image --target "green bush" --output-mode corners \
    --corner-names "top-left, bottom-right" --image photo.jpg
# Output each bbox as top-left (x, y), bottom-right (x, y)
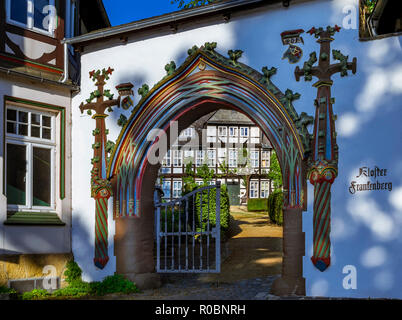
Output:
top-left (64, 260), bottom-right (82, 284)
top-left (268, 190), bottom-right (283, 226)
top-left (19, 260), bottom-right (140, 300)
top-left (0, 286), bottom-right (17, 294)
top-left (52, 286), bottom-right (89, 298)
top-left (247, 198), bottom-right (269, 211)
top-left (21, 289), bottom-right (50, 300)
top-left (195, 184), bottom-right (230, 232)
top-left (52, 280), bottom-right (92, 298)
top-left (90, 274), bottom-right (140, 296)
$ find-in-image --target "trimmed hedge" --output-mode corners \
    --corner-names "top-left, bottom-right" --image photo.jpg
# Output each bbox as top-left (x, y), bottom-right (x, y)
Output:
top-left (160, 184), bottom-right (230, 235)
top-left (247, 198), bottom-right (269, 212)
top-left (195, 184), bottom-right (230, 232)
top-left (268, 190), bottom-right (283, 226)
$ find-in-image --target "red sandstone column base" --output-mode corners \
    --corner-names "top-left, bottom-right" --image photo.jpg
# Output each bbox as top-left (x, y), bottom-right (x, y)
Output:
top-left (271, 207), bottom-right (306, 296)
top-left (114, 216), bottom-right (161, 290)
top-left (271, 276), bottom-right (306, 296)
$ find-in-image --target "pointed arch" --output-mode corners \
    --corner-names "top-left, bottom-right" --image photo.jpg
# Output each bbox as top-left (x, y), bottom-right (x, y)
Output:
top-left (108, 47), bottom-right (308, 217)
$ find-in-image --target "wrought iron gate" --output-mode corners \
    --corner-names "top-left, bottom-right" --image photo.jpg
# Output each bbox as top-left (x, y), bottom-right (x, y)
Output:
top-left (154, 182), bottom-right (221, 273)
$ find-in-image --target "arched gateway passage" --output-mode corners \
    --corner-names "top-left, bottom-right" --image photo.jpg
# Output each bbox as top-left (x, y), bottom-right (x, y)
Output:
top-left (107, 44), bottom-right (311, 296)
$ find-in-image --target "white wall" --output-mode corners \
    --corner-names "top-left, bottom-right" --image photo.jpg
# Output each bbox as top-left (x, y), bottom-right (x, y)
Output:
top-left (0, 76), bottom-right (72, 255)
top-left (72, 0), bottom-right (402, 298)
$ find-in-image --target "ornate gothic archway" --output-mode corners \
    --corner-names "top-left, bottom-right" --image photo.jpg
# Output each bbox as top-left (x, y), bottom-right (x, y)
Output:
top-left (79, 25), bottom-right (357, 296)
top-left (106, 43), bottom-right (311, 295)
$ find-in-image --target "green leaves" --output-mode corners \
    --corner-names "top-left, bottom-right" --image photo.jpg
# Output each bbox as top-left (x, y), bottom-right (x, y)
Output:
top-left (364, 0), bottom-right (377, 13)
top-left (64, 260), bottom-right (83, 284)
top-left (267, 190), bottom-right (283, 225)
top-left (333, 49), bottom-right (350, 77)
top-left (171, 0), bottom-right (219, 9)
top-left (267, 151), bottom-right (282, 191)
top-left (117, 114), bottom-right (128, 127)
top-left (196, 163), bottom-right (215, 185)
top-left (165, 61), bottom-right (177, 76)
top-left (228, 49), bottom-right (243, 66)
top-left (187, 45), bottom-right (199, 56)
top-left (138, 84), bottom-right (149, 99)
top-left (261, 66), bottom-right (277, 84)
top-left (204, 42), bottom-right (217, 52)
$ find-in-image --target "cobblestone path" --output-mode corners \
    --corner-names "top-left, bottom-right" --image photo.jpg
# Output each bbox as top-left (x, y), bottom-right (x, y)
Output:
top-left (114, 211), bottom-right (286, 300)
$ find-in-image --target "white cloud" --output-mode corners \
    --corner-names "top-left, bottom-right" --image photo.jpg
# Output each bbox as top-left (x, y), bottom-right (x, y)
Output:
top-left (331, 217), bottom-right (356, 240)
top-left (331, 0), bottom-right (356, 10)
top-left (389, 186), bottom-right (402, 211)
top-left (338, 112), bottom-right (359, 137)
top-left (347, 195), bottom-right (397, 241)
top-left (310, 279), bottom-right (329, 297)
top-left (356, 70), bottom-right (388, 112)
top-left (389, 65), bottom-right (402, 94)
top-left (360, 246), bottom-right (387, 268)
top-left (367, 41), bottom-right (390, 64)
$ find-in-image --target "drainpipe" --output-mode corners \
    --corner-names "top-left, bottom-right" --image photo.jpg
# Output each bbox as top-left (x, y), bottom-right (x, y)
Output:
top-left (60, 42), bottom-right (69, 83)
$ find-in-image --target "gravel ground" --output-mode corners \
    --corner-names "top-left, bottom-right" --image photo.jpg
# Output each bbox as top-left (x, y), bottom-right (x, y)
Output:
top-left (122, 274), bottom-right (281, 300)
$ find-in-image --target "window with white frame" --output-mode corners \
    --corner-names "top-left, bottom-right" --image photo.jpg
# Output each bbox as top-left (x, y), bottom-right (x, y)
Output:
top-left (6, 0), bottom-right (57, 36)
top-left (218, 126), bottom-right (227, 136)
top-left (162, 180), bottom-right (171, 199)
top-left (260, 180), bottom-right (270, 198)
top-left (229, 126), bottom-right (238, 143)
top-left (207, 126), bottom-right (216, 143)
top-left (250, 127), bottom-right (260, 143)
top-left (6, 105), bottom-right (56, 210)
top-left (240, 127), bottom-right (249, 137)
top-left (217, 148), bottom-right (226, 165)
top-left (261, 150), bottom-right (270, 168)
top-left (218, 126), bottom-right (227, 142)
top-left (229, 126), bottom-right (238, 137)
top-left (183, 149), bottom-right (194, 165)
top-left (207, 148), bottom-right (216, 167)
top-left (162, 150), bottom-right (171, 167)
top-left (250, 149), bottom-right (259, 168)
top-left (172, 180), bottom-right (182, 198)
top-left (180, 127), bottom-right (194, 138)
top-left (228, 148), bottom-right (237, 167)
top-left (196, 150), bottom-right (205, 167)
top-left (160, 150), bottom-right (171, 174)
top-left (172, 149), bottom-right (182, 167)
top-left (249, 180), bottom-right (259, 198)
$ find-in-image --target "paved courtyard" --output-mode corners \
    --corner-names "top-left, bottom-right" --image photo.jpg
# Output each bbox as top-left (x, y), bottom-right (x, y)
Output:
top-left (105, 210), bottom-right (287, 300)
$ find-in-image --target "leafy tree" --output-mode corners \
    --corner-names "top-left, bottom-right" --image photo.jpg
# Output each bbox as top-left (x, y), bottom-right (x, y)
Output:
top-left (182, 161), bottom-right (197, 193)
top-left (236, 148), bottom-right (257, 203)
top-left (196, 162), bottom-right (215, 186)
top-left (171, 0), bottom-right (220, 9)
top-left (267, 151), bottom-right (282, 191)
top-left (363, 0), bottom-right (377, 13)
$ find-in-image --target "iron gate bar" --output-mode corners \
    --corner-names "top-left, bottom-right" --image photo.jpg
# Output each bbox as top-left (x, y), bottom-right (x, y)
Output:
top-left (154, 182), bottom-right (221, 273)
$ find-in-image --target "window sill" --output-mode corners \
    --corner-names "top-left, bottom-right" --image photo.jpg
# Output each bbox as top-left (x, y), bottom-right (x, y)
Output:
top-left (359, 31), bottom-right (402, 41)
top-left (4, 211), bottom-right (66, 226)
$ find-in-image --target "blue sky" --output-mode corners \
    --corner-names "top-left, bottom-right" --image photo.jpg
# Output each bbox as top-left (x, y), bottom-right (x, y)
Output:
top-left (103, 0), bottom-right (180, 26)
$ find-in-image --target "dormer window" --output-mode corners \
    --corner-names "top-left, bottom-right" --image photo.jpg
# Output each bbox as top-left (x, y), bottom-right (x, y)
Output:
top-left (6, 0), bottom-right (56, 36)
top-left (360, 0), bottom-right (402, 39)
